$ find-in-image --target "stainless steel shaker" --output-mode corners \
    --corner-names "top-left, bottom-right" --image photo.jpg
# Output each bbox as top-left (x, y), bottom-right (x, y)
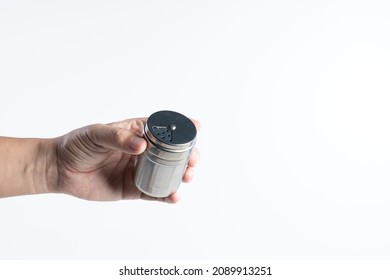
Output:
top-left (133, 110), bottom-right (197, 198)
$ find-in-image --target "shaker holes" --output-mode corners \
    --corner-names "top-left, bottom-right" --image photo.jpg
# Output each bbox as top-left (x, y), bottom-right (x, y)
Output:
top-left (152, 126), bottom-right (173, 142)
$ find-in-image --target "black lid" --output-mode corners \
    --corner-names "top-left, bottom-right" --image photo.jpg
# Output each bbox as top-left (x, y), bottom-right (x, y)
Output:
top-left (145, 110), bottom-right (197, 150)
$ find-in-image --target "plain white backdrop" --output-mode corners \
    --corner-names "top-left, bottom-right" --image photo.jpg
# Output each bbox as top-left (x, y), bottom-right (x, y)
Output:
top-left (1, 0), bottom-right (390, 259)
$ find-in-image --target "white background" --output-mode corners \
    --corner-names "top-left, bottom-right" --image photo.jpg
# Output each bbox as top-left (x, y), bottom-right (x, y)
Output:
top-left (1, 0), bottom-right (390, 260)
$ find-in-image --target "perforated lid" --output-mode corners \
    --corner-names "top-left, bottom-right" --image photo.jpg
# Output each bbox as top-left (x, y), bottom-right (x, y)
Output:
top-left (145, 110), bottom-right (197, 151)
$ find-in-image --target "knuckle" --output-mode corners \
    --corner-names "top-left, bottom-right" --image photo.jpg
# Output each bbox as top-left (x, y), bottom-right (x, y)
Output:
top-left (112, 127), bottom-right (127, 143)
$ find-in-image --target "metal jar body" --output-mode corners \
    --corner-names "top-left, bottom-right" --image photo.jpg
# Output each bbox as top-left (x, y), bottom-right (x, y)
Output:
top-left (133, 110), bottom-right (197, 198)
top-left (133, 144), bottom-right (193, 198)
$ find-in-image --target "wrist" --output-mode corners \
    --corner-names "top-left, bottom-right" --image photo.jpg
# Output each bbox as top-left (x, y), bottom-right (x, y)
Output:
top-left (41, 138), bottom-right (59, 195)
top-left (0, 137), bottom-right (59, 198)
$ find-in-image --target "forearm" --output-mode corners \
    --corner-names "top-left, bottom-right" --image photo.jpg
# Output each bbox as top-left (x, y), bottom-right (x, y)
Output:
top-left (0, 137), bottom-right (58, 198)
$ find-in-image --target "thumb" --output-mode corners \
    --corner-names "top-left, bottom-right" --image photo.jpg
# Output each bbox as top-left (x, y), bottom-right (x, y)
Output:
top-left (88, 124), bottom-right (147, 155)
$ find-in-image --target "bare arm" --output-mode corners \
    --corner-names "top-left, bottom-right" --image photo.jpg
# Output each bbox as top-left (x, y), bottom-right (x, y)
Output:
top-left (0, 137), bottom-right (57, 198)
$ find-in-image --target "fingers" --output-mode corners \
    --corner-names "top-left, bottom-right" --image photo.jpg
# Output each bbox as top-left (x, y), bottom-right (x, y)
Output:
top-left (187, 147), bottom-right (200, 168)
top-left (139, 192), bottom-right (181, 204)
top-left (183, 148), bottom-right (200, 183)
top-left (191, 118), bottom-right (201, 133)
top-left (165, 192), bottom-right (181, 203)
top-left (88, 123), bottom-right (147, 155)
top-left (182, 167), bottom-right (195, 183)
top-left (108, 118), bottom-right (147, 137)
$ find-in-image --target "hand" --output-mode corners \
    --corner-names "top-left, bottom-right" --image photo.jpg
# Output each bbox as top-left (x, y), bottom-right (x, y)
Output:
top-left (54, 118), bottom-right (200, 203)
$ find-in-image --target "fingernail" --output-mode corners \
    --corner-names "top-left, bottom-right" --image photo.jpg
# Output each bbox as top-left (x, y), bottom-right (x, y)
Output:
top-left (129, 136), bottom-right (145, 152)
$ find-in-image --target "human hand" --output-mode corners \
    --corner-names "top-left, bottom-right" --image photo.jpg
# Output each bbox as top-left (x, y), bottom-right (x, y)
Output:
top-left (54, 118), bottom-right (200, 203)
